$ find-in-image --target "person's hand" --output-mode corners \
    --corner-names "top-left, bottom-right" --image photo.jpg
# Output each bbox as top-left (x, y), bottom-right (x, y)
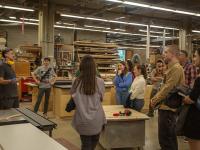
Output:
top-left (150, 99), bottom-right (157, 108)
top-left (35, 80), bottom-right (40, 85)
top-left (117, 70), bottom-right (122, 75)
top-left (10, 78), bottom-right (17, 84)
top-left (183, 96), bottom-right (194, 104)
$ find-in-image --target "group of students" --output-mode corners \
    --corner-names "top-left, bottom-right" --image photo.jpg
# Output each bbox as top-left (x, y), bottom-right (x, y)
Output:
top-left (1, 45), bottom-right (200, 150)
top-left (113, 60), bottom-right (146, 112)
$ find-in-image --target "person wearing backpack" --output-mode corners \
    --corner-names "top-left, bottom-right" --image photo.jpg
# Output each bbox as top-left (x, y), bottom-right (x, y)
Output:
top-left (32, 57), bottom-right (57, 118)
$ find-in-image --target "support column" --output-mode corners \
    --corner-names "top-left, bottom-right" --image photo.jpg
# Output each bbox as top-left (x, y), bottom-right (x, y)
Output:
top-left (179, 29), bottom-right (187, 51)
top-left (179, 19), bottom-right (192, 56)
top-left (163, 29), bottom-right (166, 47)
top-left (38, 0), bottom-right (55, 59)
top-left (179, 29), bottom-right (192, 56)
top-left (146, 25), bottom-right (150, 59)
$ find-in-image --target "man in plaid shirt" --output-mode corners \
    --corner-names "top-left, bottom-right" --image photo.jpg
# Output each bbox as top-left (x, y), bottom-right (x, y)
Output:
top-left (179, 50), bottom-right (197, 88)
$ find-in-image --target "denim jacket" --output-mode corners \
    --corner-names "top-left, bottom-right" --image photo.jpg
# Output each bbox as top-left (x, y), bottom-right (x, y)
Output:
top-left (113, 72), bottom-right (133, 92)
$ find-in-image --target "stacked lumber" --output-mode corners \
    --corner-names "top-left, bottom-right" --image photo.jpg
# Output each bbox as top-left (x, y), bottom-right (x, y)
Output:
top-left (74, 41), bottom-right (120, 81)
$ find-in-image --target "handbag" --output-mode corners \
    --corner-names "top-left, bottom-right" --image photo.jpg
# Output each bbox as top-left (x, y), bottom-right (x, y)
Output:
top-left (124, 92), bottom-right (132, 108)
top-left (176, 104), bottom-right (190, 136)
top-left (164, 85), bottom-right (191, 109)
top-left (65, 97), bottom-right (76, 112)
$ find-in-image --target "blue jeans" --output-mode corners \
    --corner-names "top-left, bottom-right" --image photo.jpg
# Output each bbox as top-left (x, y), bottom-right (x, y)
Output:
top-left (34, 88), bottom-right (51, 114)
top-left (116, 91), bottom-right (129, 105)
top-left (130, 99), bottom-right (144, 112)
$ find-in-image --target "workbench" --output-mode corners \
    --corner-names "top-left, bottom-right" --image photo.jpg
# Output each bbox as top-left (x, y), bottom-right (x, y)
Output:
top-left (53, 84), bottom-right (115, 117)
top-left (99, 105), bottom-right (149, 150)
top-left (0, 123), bottom-right (68, 150)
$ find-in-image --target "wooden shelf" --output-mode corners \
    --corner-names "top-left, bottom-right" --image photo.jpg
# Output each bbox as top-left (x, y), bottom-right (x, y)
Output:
top-left (79, 54), bottom-right (119, 59)
top-left (74, 41), bottom-right (117, 48)
top-left (75, 41), bottom-right (119, 83)
top-left (98, 67), bottom-right (116, 70)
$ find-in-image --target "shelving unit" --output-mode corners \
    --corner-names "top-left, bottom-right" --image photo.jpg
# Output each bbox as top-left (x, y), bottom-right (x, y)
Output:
top-left (74, 41), bottom-right (120, 81)
top-left (54, 44), bottom-right (74, 77)
top-left (16, 45), bottom-right (41, 72)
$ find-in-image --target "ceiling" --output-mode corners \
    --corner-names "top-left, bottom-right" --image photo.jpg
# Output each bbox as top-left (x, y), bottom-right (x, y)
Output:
top-left (0, 0), bottom-right (200, 47)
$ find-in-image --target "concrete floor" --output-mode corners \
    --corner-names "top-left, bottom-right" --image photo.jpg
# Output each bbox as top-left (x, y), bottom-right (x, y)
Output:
top-left (22, 102), bottom-right (190, 150)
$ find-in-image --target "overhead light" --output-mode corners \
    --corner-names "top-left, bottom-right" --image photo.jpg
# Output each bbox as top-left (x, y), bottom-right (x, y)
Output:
top-left (63, 22), bottom-right (75, 26)
top-left (84, 25), bottom-right (110, 30)
top-left (56, 21), bottom-right (61, 24)
top-left (114, 28), bottom-right (126, 31)
top-left (115, 16), bottom-right (126, 20)
top-left (192, 30), bottom-right (200, 33)
top-left (0, 5), bottom-right (34, 11)
top-left (61, 13), bottom-right (147, 27)
top-left (9, 16), bottom-right (16, 19)
top-left (61, 13), bottom-right (179, 29)
top-left (86, 17), bottom-right (108, 22)
top-left (0, 19), bottom-right (38, 25)
top-left (105, 0), bottom-right (200, 17)
top-left (150, 25), bottom-right (179, 30)
top-left (60, 14), bottom-right (84, 19)
top-left (139, 29), bottom-right (170, 34)
top-left (20, 18), bottom-right (39, 22)
top-left (0, 19), bottom-right (21, 23)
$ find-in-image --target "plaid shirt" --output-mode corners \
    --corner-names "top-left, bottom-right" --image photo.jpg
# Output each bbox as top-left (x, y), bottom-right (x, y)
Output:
top-left (183, 61), bottom-right (197, 88)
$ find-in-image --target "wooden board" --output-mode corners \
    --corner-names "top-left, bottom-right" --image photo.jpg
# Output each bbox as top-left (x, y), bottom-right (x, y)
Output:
top-left (79, 54), bottom-right (119, 59)
top-left (77, 49), bottom-right (117, 54)
top-left (74, 41), bottom-right (117, 48)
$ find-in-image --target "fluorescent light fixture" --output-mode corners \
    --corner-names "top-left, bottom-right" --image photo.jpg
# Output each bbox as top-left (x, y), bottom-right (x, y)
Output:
top-left (60, 14), bottom-right (84, 19)
top-left (114, 28), bottom-right (126, 31)
top-left (56, 22), bottom-right (61, 24)
top-left (9, 16), bottom-right (16, 19)
top-left (61, 13), bottom-right (178, 29)
top-left (84, 25), bottom-right (110, 30)
top-left (106, 0), bottom-right (200, 17)
top-left (192, 30), bottom-right (200, 33)
top-left (86, 17), bottom-right (108, 22)
top-left (139, 29), bottom-right (170, 34)
top-left (20, 18), bottom-right (39, 22)
top-left (150, 25), bottom-right (179, 30)
top-left (0, 19), bottom-right (38, 25)
top-left (61, 13), bottom-right (147, 27)
top-left (115, 16), bottom-right (126, 20)
top-left (63, 23), bottom-right (75, 26)
top-left (0, 5), bottom-right (34, 11)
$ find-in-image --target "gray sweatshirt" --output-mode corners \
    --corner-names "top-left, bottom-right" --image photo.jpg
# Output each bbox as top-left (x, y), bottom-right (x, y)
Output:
top-left (71, 77), bottom-right (106, 135)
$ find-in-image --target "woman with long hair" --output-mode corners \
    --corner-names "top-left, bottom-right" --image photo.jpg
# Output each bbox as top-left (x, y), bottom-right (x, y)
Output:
top-left (183, 48), bottom-right (200, 150)
top-left (129, 64), bottom-right (146, 112)
top-left (70, 55), bottom-right (106, 150)
top-left (113, 61), bottom-right (133, 105)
